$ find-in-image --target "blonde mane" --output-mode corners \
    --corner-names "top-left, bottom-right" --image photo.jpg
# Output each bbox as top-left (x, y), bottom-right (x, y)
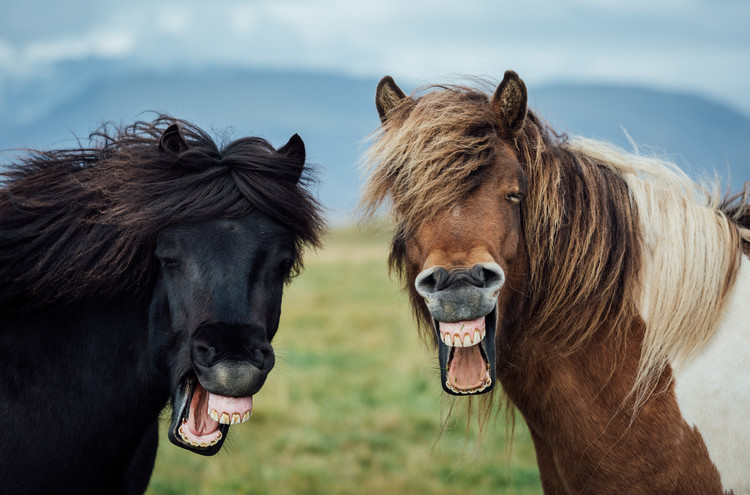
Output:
top-left (360, 82), bottom-right (749, 407)
top-left (567, 138), bottom-right (748, 404)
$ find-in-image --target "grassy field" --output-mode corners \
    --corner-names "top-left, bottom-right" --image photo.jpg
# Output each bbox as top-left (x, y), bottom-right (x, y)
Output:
top-left (146, 225), bottom-right (542, 495)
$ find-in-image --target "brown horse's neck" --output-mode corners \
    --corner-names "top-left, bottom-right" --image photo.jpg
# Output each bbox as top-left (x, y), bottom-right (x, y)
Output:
top-left (496, 317), bottom-right (725, 494)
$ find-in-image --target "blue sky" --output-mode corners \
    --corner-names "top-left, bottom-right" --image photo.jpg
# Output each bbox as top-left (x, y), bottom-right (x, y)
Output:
top-left (1, 0), bottom-right (749, 114)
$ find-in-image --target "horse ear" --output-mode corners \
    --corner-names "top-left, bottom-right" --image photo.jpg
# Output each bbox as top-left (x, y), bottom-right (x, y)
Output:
top-left (159, 123), bottom-right (189, 154)
top-left (376, 76), bottom-right (407, 123)
top-left (278, 133), bottom-right (306, 183)
top-left (491, 70), bottom-right (528, 138)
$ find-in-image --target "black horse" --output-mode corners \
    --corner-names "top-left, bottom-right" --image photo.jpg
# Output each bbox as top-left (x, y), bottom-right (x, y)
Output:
top-left (0, 117), bottom-right (324, 494)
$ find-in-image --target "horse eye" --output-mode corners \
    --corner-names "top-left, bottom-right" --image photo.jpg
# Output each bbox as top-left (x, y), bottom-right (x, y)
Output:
top-left (506, 192), bottom-right (523, 204)
top-left (160, 257), bottom-right (180, 269)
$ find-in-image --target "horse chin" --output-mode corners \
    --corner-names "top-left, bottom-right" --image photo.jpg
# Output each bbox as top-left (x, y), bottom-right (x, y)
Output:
top-left (435, 308), bottom-right (497, 396)
top-left (168, 375), bottom-right (252, 456)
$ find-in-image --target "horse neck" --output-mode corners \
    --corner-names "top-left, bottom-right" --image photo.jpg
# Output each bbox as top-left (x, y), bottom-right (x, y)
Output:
top-left (498, 314), bottom-right (644, 417)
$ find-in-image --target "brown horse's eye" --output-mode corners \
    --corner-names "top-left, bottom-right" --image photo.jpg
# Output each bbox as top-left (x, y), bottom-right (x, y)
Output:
top-left (506, 192), bottom-right (523, 204)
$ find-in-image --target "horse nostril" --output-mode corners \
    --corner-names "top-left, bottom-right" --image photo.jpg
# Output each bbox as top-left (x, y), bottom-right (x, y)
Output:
top-left (192, 342), bottom-right (217, 367)
top-left (416, 267), bottom-right (450, 295)
top-left (251, 349), bottom-right (265, 368)
top-left (481, 264), bottom-right (505, 290)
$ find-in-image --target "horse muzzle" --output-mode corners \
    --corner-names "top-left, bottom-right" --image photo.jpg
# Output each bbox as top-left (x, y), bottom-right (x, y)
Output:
top-left (190, 322), bottom-right (275, 397)
top-left (415, 263), bottom-right (503, 396)
top-left (168, 322), bottom-right (275, 455)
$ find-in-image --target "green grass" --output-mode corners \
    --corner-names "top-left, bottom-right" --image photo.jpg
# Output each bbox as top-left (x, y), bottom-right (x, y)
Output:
top-left (146, 224), bottom-right (542, 495)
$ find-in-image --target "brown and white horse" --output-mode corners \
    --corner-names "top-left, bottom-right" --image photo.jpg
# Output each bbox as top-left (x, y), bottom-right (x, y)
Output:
top-left (360, 71), bottom-right (750, 494)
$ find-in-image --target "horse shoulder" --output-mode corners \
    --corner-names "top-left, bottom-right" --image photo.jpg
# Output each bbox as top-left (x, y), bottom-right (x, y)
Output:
top-left (673, 255), bottom-right (750, 494)
top-left (505, 323), bottom-right (727, 493)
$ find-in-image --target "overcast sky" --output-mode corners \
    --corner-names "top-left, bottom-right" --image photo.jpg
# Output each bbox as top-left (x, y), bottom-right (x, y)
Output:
top-left (1, 0), bottom-right (749, 115)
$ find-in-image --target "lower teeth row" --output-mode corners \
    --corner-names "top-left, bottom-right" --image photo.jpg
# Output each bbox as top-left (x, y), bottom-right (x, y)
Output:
top-left (445, 375), bottom-right (492, 394)
top-left (178, 425), bottom-right (223, 448)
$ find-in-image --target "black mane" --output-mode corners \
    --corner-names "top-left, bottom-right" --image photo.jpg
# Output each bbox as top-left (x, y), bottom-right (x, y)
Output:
top-left (0, 115), bottom-right (324, 311)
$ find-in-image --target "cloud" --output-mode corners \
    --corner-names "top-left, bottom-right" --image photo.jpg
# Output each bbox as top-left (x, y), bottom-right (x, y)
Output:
top-left (0, 0), bottom-right (748, 114)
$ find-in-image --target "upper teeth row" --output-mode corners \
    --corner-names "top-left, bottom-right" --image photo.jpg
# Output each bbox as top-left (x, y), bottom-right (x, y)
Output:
top-left (440, 328), bottom-right (485, 347)
top-left (208, 409), bottom-right (252, 425)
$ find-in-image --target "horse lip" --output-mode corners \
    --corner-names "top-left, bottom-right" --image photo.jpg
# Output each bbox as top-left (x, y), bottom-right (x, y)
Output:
top-left (435, 307), bottom-right (497, 396)
top-left (168, 375), bottom-right (229, 456)
top-left (192, 359), bottom-right (271, 397)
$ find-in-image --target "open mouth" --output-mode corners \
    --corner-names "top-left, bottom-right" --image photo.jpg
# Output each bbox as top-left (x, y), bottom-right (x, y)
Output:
top-left (168, 375), bottom-right (254, 456)
top-left (436, 309), bottom-right (496, 396)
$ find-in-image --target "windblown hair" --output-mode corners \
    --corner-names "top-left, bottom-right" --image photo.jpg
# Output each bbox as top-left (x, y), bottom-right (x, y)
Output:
top-left (360, 86), bottom-right (499, 234)
top-left (0, 115), bottom-right (324, 311)
top-left (361, 83), bottom-right (750, 406)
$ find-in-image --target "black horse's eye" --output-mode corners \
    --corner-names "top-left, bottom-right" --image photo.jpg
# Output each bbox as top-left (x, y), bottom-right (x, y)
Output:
top-left (160, 257), bottom-right (180, 269)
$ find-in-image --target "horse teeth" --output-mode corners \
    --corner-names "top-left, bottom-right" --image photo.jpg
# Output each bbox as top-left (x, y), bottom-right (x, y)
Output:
top-left (473, 329), bottom-right (481, 345)
top-left (231, 413), bottom-right (241, 425)
top-left (446, 376), bottom-right (492, 395)
top-left (209, 409), bottom-right (219, 422)
top-left (179, 426), bottom-right (222, 448)
top-left (463, 333), bottom-right (472, 347)
top-left (219, 412), bottom-right (231, 424)
top-left (242, 411), bottom-right (251, 423)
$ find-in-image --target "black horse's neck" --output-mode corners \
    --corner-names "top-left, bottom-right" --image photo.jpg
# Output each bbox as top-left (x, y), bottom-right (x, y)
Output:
top-left (0, 296), bottom-right (169, 493)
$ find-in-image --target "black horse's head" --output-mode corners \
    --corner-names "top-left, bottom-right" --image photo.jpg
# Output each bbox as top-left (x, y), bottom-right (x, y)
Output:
top-left (151, 211), bottom-right (295, 455)
top-left (138, 122), bottom-right (324, 455)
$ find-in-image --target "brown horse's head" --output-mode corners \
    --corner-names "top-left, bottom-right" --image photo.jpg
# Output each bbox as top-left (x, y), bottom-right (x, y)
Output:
top-left (363, 72), bottom-right (530, 395)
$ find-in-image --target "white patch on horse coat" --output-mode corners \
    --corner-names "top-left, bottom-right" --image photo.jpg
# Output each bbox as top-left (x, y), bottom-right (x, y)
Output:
top-left (568, 137), bottom-right (744, 409)
top-left (674, 256), bottom-right (750, 494)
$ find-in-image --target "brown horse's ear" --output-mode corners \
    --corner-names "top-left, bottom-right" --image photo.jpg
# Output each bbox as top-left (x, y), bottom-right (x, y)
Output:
top-left (159, 123), bottom-right (189, 154)
top-left (278, 133), bottom-right (306, 183)
top-left (491, 71), bottom-right (528, 138)
top-left (375, 76), bottom-right (407, 123)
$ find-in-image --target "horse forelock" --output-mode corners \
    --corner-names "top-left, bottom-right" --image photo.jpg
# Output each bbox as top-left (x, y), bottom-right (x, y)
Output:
top-left (360, 85), bottom-right (500, 234)
top-left (0, 116), bottom-right (324, 311)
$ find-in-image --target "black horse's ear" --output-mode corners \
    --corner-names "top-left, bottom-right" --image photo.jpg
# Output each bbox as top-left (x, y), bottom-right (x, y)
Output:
top-left (159, 123), bottom-right (189, 154)
top-left (375, 75), bottom-right (407, 123)
top-left (491, 70), bottom-right (528, 138)
top-left (278, 134), bottom-right (306, 183)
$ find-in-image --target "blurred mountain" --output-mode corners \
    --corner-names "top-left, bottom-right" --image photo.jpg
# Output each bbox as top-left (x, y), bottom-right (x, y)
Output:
top-left (530, 85), bottom-right (750, 188)
top-left (1, 64), bottom-right (748, 220)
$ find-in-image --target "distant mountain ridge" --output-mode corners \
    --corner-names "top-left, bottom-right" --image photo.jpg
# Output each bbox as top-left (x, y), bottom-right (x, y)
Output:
top-left (2, 66), bottom-right (748, 219)
top-left (530, 85), bottom-right (750, 186)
